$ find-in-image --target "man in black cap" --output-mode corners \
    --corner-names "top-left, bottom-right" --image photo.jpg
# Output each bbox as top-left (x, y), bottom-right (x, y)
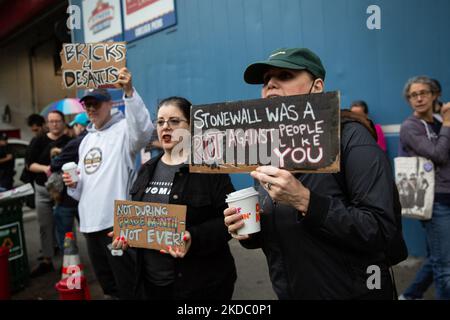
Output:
top-left (0, 133), bottom-right (14, 191)
top-left (224, 47), bottom-right (402, 299)
top-left (64, 67), bottom-right (153, 299)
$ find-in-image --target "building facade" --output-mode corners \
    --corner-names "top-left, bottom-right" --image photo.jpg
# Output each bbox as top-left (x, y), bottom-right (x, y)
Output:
top-left (2, 0), bottom-right (450, 256)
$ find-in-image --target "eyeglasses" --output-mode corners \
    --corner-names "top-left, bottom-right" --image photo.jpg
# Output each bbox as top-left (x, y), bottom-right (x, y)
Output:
top-left (82, 101), bottom-right (102, 110)
top-left (408, 90), bottom-right (432, 101)
top-left (155, 118), bottom-right (188, 127)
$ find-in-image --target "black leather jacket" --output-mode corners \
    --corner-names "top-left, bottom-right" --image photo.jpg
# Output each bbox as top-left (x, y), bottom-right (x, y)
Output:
top-left (130, 154), bottom-right (237, 299)
top-left (241, 121), bottom-right (397, 299)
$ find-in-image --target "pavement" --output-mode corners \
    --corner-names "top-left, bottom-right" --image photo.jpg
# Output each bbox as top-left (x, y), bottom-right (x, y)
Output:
top-left (10, 207), bottom-right (435, 300)
top-left (12, 206), bottom-right (276, 300)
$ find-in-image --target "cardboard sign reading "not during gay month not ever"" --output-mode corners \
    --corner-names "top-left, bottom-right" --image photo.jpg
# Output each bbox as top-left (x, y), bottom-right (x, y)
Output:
top-left (113, 200), bottom-right (187, 252)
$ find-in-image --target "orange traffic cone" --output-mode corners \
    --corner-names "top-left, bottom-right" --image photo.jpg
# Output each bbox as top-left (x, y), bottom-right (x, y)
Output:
top-left (55, 232), bottom-right (91, 300)
top-left (61, 232), bottom-right (84, 279)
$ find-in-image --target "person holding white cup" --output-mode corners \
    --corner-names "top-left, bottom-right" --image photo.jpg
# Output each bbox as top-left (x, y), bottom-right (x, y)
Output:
top-left (62, 162), bottom-right (79, 183)
top-left (63, 67), bottom-right (153, 300)
top-left (225, 187), bottom-right (260, 236)
top-left (111, 96), bottom-right (237, 300)
top-left (224, 47), bottom-right (400, 300)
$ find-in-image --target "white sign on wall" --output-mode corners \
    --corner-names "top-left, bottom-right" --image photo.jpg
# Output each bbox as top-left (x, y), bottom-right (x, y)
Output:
top-left (82, 0), bottom-right (123, 42)
top-left (122, 0), bottom-right (177, 42)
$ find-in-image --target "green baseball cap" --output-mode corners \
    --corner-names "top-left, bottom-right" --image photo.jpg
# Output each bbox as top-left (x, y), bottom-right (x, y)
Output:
top-left (244, 47), bottom-right (326, 84)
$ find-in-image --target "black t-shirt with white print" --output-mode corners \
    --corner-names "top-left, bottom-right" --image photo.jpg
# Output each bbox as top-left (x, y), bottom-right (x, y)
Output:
top-left (141, 160), bottom-right (183, 287)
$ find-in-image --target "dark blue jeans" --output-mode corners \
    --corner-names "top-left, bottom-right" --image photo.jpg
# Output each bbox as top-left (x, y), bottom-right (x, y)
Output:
top-left (403, 221), bottom-right (434, 299)
top-left (423, 202), bottom-right (450, 299)
top-left (403, 257), bottom-right (433, 299)
top-left (53, 205), bottom-right (78, 251)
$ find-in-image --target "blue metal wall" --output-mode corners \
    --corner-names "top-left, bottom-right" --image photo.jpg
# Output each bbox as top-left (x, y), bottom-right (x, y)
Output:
top-left (72, 0), bottom-right (450, 256)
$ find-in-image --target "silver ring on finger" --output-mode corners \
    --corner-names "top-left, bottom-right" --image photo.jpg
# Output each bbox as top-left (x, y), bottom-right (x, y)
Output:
top-left (266, 182), bottom-right (272, 190)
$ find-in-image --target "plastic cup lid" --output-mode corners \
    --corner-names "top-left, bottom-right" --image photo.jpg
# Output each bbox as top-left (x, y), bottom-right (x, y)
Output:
top-left (62, 162), bottom-right (77, 171)
top-left (226, 187), bottom-right (259, 203)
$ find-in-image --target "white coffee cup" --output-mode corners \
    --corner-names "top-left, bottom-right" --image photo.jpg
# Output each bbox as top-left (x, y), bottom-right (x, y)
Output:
top-left (62, 162), bottom-right (79, 183)
top-left (226, 187), bottom-right (261, 235)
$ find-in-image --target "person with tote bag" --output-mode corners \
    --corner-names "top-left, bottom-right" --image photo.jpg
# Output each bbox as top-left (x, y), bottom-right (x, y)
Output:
top-left (398, 76), bottom-right (450, 299)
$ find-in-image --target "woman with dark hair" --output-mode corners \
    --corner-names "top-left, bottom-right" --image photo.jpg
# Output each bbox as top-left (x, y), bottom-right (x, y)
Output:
top-left (112, 97), bottom-right (237, 300)
top-left (350, 100), bottom-right (387, 152)
top-left (399, 76), bottom-right (450, 300)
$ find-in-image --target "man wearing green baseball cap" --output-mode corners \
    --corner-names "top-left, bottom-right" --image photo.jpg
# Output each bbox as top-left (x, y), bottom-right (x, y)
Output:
top-left (224, 47), bottom-right (403, 300)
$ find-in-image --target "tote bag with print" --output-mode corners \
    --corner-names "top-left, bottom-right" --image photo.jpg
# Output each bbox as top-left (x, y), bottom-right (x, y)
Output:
top-left (394, 156), bottom-right (434, 220)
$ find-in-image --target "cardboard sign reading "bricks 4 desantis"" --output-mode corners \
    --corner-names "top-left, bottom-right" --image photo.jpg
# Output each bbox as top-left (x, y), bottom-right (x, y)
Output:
top-left (190, 91), bottom-right (341, 173)
top-left (60, 42), bottom-right (126, 89)
top-left (113, 200), bottom-right (187, 252)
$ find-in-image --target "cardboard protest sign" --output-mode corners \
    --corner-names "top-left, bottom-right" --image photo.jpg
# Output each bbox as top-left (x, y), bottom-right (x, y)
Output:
top-left (60, 42), bottom-right (126, 89)
top-left (190, 91), bottom-right (340, 173)
top-left (113, 200), bottom-right (187, 252)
